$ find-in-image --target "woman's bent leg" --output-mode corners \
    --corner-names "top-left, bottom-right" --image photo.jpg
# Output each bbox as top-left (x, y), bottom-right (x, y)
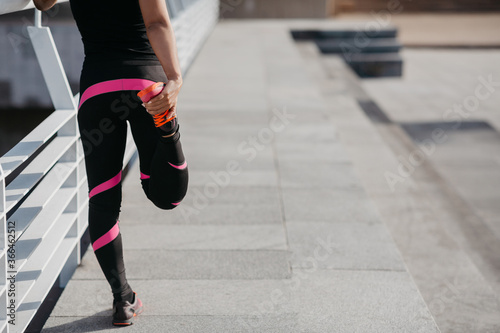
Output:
top-left (149, 129), bottom-right (189, 209)
top-left (128, 94), bottom-right (188, 209)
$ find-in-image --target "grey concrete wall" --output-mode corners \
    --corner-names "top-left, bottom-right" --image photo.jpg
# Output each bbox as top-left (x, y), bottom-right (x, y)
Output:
top-left (0, 23), bottom-right (83, 108)
top-left (0, 3), bottom-right (83, 108)
top-left (220, 0), bottom-right (329, 18)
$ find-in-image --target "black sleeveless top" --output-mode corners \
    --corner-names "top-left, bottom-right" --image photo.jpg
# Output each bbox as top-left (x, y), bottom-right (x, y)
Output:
top-left (69, 0), bottom-right (168, 95)
top-left (69, 0), bottom-right (160, 66)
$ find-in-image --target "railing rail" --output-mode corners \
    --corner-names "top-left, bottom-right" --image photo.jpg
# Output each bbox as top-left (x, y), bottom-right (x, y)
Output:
top-left (0, 0), bottom-right (65, 15)
top-left (0, 0), bottom-right (218, 331)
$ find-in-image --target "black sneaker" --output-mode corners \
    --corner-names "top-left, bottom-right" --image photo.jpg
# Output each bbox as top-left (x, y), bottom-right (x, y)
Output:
top-left (112, 292), bottom-right (143, 326)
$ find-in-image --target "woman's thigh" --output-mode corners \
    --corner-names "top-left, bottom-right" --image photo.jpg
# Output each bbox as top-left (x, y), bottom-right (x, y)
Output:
top-left (78, 93), bottom-right (128, 199)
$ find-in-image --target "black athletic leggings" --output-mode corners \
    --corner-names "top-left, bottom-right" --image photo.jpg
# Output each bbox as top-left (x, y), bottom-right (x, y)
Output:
top-left (78, 62), bottom-right (188, 301)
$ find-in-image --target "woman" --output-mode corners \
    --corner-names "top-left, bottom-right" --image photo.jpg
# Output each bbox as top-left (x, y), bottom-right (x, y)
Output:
top-left (33, 0), bottom-right (189, 326)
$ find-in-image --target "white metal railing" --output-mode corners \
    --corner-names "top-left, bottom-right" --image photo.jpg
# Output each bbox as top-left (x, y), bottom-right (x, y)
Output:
top-left (0, 0), bottom-right (40, 15)
top-left (0, 0), bottom-right (218, 332)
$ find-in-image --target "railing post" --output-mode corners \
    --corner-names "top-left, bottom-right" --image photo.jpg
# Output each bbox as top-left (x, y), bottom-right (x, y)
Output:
top-left (34, 7), bottom-right (41, 28)
top-left (58, 109), bottom-right (80, 289)
top-left (27, 12), bottom-right (76, 110)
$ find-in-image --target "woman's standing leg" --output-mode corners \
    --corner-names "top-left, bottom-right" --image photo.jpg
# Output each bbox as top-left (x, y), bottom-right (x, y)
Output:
top-left (78, 93), bottom-right (134, 303)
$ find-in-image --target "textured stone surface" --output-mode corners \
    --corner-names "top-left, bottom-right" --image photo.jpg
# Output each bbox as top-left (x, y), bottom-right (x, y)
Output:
top-left (290, 270), bottom-right (440, 333)
top-left (43, 20), bottom-right (439, 333)
top-left (286, 221), bottom-right (405, 271)
top-left (43, 314), bottom-right (300, 333)
top-left (72, 248), bottom-right (291, 280)
top-left (281, 187), bottom-right (381, 223)
top-left (301, 41), bottom-right (500, 332)
top-left (49, 279), bottom-right (295, 317)
top-left (117, 224), bottom-right (288, 250)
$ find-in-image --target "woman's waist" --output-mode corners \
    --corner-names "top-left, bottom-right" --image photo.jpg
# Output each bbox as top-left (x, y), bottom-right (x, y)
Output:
top-left (79, 61), bottom-right (167, 95)
top-left (82, 36), bottom-right (155, 58)
top-left (83, 53), bottom-right (161, 67)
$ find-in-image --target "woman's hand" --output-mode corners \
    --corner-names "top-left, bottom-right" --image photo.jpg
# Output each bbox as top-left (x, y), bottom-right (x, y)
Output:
top-left (33, 0), bottom-right (57, 11)
top-left (142, 78), bottom-right (183, 118)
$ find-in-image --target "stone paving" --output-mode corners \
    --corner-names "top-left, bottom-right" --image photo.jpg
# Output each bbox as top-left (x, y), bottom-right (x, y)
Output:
top-left (40, 20), bottom-right (448, 332)
top-left (358, 48), bottom-right (500, 332)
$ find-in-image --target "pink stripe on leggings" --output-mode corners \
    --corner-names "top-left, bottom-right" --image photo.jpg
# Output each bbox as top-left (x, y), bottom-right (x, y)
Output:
top-left (89, 171), bottom-right (122, 198)
top-left (168, 161), bottom-right (187, 170)
top-left (140, 172), bottom-right (150, 180)
top-left (79, 78), bottom-right (156, 109)
top-left (92, 220), bottom-right (120, 251)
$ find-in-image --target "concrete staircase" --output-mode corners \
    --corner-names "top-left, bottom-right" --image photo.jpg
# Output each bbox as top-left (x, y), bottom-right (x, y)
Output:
top-left (291, 28), bottom-right (403, 78)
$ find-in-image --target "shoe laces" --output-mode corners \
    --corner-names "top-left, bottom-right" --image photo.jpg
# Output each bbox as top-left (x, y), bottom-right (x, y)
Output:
top-left (152, 110), bottom-right (176, 127)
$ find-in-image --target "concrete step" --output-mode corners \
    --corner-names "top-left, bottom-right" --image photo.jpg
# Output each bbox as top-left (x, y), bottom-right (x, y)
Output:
top-left (347, 52), bottom-right (403, 78)
top-left (315, 38), bottom-right (402, 54)
top-left (291, 28), bottom-right (403, 78)
top-left (291, 28), bottom-right (398, 40)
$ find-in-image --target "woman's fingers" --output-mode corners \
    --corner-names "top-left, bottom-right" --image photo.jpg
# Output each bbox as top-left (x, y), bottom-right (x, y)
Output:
top-left (145, 103), bottom-right (169, 114)
top-left (147, 93), bottom-right (168, 108)
top-left (141, 79), bottom-right (182, 115)
top-left (149, 82), bottom-right (179, 104)
top-left (166, 105), bottom-right (177, 119)
top-left (143, 98), bottom-right (178, 115)
top-left (146, 93), bottom-right (173, 110)
top-left (144, 93), bottom-right (171, 111)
